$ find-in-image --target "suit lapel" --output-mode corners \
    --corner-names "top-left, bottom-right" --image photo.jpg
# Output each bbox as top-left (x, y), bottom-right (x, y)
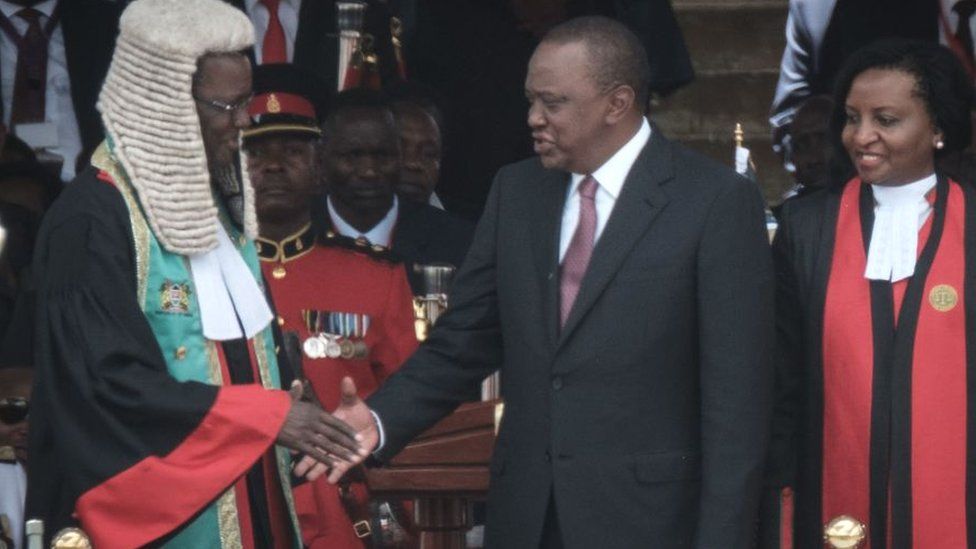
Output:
top-left (392, 201), bottom-right (426, 260)
top-left (556, 130), bottom-right (673, 348)
top-left (529, 169), bottom-right (571, 350)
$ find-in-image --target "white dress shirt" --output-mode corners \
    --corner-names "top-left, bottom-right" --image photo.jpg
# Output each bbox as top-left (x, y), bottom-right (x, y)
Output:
top-left (769, 0), bottom-right (837, 134)
top-left (327, 195), bottom-right (399, 247)
top-left (0, 461), bottom-right (26, 549)
top-left (243, 0), bottom-right (302, 64)
top-left (558, 117), bottom-right (651, 262)
top-left (0, 0), bottom-right (81, 181)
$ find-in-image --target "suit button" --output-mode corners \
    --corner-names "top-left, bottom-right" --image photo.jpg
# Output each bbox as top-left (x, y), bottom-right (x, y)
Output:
top-left (551, 376), bottom-right (563, 390)
top-left (544, 451), bottom-right (552, 463)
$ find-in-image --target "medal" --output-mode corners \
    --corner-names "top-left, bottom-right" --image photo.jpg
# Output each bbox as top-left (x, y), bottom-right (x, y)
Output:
top-left (929, 283), bottom-right (959, 312)
top-left (324, 335), bottom-right (342, 359)
top-left (353, 339), bottom-right (369, 359)
top-left (339, 338), bottom-right (356, 359)
top-left (303, 336), bottom-right (326, 359)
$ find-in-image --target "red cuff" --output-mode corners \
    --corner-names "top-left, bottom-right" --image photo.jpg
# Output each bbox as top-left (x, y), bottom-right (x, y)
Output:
top-left (76, 385), bottom-right (291, 548)
top-left (779, 487), bottom-right (794, 549)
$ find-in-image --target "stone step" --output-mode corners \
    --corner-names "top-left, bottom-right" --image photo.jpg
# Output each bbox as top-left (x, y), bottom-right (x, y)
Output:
top-left (673, 0), bottom-right (787, 9)
top-left (674, 1), bottom-right (788, 75)
top-left (675, 135), bottom-right (793, 205)
top-left (652, 71), bottom-right (778, 139)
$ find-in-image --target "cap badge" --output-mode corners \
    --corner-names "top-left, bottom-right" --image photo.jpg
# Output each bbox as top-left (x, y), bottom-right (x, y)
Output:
top-left (267, 93), bottom-right (281, 113)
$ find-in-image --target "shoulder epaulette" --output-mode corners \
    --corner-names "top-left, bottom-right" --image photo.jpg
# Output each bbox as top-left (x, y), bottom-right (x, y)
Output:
top-left (318, 230), bottom-right (403, 264)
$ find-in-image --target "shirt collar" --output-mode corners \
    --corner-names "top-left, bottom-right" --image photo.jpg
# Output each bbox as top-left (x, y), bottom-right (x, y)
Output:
top-left (870, 173), bottom-right (937, 208)
top-left (327, 195), bottom-right (399, 248)
top-left (243, 0), bottom-right (300, 13)
top-left (256, 222), bottom-right (315, 262)
top-left (0, 0), bottom-right (57, 19)
top-left (568, 117), bottom-right (652, 198)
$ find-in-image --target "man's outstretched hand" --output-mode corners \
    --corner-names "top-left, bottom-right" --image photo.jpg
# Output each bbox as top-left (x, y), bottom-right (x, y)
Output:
top-left (277, 380), bottom-right (369, 478)
top-left (294, 377), bottom-right (380, 483)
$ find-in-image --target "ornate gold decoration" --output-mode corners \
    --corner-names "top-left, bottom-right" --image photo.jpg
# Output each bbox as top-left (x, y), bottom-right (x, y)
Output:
top-left (215, 489), bottom-right (243, 549)
top-left (51, 527), bottom-right (92, 548)
top-left (267, 93), bottom-right (281, 113)
top-left (823, 515), bottom-right (867, 549)
top-left (92, 143), bottom-right (151, 307)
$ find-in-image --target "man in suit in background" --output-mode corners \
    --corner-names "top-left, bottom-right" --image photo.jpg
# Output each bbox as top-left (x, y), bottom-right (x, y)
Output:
top-left (317, 89), bottom-right (473, 295)
top-left (228, 0), bottom-right (400, 93)
top-left (770, 0), bottom-right (940, 162)
top-left (0, 0), bottom-right (122, 180)
top-left (328, 15), bottom-right (774, 548)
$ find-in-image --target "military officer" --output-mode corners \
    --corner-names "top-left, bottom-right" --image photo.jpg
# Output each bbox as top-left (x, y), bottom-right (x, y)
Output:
top-left (246, 63), bottom-right (418, 549)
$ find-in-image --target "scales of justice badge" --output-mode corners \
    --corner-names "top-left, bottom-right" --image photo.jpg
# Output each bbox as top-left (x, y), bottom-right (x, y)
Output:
top-left (159, 280), bottom-right (192, 314)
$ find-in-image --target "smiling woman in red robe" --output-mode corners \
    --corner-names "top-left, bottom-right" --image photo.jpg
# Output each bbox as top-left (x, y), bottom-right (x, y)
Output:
top-left (762, 39), bottom-right (976, 549)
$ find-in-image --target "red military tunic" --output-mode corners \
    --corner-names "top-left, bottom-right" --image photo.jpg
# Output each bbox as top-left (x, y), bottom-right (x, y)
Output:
top-left (258, 224), bottom-right (418, 549)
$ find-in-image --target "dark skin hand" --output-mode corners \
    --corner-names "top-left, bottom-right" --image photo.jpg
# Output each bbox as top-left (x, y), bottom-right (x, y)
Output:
top-left (277, 380), bottom-right (369, 477)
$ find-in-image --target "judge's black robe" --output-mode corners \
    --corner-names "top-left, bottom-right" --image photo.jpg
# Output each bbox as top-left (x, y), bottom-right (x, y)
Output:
top-left (760, 176), bottom-right (976, 549)
top-left (25, 169), bottom-right (299, 548)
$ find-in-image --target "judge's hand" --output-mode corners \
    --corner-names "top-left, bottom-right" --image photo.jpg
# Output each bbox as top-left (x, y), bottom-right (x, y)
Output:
top-left (294, 377), bottom-right (380, 483)
top-left (277, 381), bottom-right (368, 475)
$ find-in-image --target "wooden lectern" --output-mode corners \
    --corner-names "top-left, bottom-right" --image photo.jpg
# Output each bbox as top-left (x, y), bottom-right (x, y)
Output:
top-left (365, 399), bottom-right (504, 549)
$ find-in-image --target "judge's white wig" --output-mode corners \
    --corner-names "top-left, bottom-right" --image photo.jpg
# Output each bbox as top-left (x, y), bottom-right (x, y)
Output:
top-left (97, 0), bottom-right (256, 255)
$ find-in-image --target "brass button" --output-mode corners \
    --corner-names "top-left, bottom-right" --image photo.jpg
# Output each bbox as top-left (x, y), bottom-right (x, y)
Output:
top-left (175, 346), bottom-right (187, 360)
top-left (277, 316), bottom-right (285, 326)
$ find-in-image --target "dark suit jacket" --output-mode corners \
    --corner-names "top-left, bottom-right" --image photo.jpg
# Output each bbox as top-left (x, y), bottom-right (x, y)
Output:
top-left (227, 0), bottom-right (399, 94)
top-left (367, 127), bottom-right (775, 548)
top-left (0, 0), bottom-right (122, 158)
top-left (391, 199), bottom-right (474, 294)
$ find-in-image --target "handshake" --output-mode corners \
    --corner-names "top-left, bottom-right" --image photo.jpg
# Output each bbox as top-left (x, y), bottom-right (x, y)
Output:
top-left (275, 377), bottom-right (380, 484)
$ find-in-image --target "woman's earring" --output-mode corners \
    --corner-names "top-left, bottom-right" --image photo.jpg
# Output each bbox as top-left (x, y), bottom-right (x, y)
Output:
top-left (936, 140), bottom-right (945, 150)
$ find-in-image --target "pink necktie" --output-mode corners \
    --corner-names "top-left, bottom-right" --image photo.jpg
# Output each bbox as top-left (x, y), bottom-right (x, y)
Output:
top-left (260, 0), bottom-right (286, 63)
top-left (560, 175), bottom-right (598, 327)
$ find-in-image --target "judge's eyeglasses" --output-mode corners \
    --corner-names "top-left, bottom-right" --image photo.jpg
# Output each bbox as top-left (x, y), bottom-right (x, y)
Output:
top-left (0, 397), bottom-right (28, 425)
top-left (194, 94), bottom-right (254, 116)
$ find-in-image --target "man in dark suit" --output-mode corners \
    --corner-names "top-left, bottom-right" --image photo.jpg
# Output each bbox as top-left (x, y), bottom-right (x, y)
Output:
top-left (316, 88), bottom-right (473, 295)
top-left (403, 0), bottom-right (694, 219)
top-left (0, 0), bottom-right (122, 179)
top-left (326, 16), bottom-right (774, 548)
top-left (227, 0), bottom-right (399, 93)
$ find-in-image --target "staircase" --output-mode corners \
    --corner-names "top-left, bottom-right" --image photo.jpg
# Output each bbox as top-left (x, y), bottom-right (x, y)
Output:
top-left (653, 0), bottom-right (791, 204)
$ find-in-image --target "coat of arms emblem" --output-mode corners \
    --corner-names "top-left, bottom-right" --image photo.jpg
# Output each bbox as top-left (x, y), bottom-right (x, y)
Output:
top-left (159, 280), bottom-right (192, 314)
